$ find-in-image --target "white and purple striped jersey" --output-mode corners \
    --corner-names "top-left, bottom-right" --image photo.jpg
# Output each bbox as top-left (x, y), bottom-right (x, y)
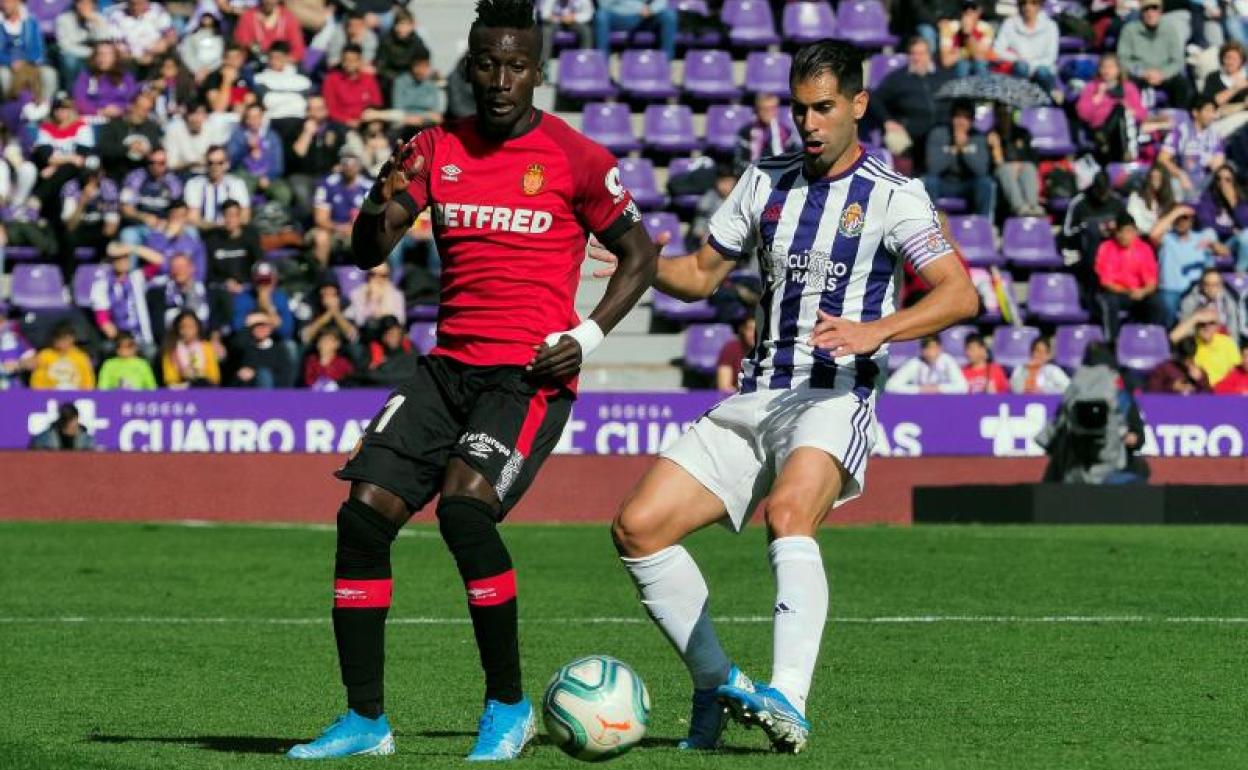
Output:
top-left (706, 148), bottom-right (955, 393)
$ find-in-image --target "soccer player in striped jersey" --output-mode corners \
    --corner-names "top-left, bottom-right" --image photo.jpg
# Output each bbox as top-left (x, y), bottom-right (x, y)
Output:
top-left (597, 40), bottom-right (979, 753)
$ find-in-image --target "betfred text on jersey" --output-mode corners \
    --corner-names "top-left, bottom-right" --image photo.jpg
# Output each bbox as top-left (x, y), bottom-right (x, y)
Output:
top-left (433, 202), bottom-right (554, 234)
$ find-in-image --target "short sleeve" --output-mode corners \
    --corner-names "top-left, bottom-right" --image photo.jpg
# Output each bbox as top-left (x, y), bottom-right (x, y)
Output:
top-left (573, 139), bottom-right (640, 244)
top-left (883, 179), bottom-right (955, 271)
top-left (313, 181), bottom-right (330, 209)
top-left (396, 128), bottom-right (436, 217)
top-left (183, 178), bottom-right (203, 210)
top-left (89, 278), bottom-right (109, 312)
top-left (706, 165), bottom-right (761, 260)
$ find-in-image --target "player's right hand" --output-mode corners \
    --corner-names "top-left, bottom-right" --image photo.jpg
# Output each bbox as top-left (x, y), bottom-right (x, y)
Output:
top-left (375, 138), bottom-right (425, 202)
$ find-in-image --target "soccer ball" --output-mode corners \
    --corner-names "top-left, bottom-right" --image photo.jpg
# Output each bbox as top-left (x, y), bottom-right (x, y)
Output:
top-left (542, 655), bottom-right (651, 761)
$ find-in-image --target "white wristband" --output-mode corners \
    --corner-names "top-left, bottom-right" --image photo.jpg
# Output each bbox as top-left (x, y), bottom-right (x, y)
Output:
top-left (544, 320), bottom-right (605, 360)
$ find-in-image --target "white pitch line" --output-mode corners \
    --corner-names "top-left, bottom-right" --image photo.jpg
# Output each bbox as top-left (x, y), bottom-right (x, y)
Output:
top-left (1, 615), bottom-right (1247, 625)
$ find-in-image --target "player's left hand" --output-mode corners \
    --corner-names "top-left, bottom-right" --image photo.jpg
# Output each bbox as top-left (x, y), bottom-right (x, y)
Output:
top-left (808, 310), bottom-right (885, 357)
top-left (526, 337), bottom-right (583, 381)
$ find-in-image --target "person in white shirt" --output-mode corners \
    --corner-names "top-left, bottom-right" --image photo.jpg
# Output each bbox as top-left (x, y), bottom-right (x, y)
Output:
top-left (182, 144), bottom-right (250, 230)
top-left (886, 335), bottom-right (970, 393)
top-left (252, 41), bottom-right (310, 142)
top-left (992, 0), bottom-right (1060, 95)
top-left (105, 0), bottom-right (176, 67)
top-left (163, 101), bottom-right (233, 175)
top-left (1011, 336), bottom-right (1071, 393)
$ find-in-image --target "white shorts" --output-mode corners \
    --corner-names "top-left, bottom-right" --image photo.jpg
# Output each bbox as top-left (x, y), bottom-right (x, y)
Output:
top-left (660, 381), bottom-right (876, 532)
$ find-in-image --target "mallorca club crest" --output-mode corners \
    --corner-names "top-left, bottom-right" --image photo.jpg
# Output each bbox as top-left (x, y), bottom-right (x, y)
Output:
top-left (523, 163), bottom-right (545, 196)
top-left (838, 201), bottom-right (865, 238)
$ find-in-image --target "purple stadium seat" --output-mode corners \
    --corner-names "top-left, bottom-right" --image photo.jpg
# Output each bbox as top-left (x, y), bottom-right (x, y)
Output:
top-left (406, 304), bottom-right (438, 322)
top-left (948, 215), bottom-right (1002, 267)
top-left (643, 105), bottom-right (699, 155)
top-left (727, 0), bottom-right (780, 48)
top-left (683, 50), bottom-right (742, 102)
top-left (974, 103), bottom-right (995, 134)
top-left (581, 102), bottom-right (641, 154)
top-left (1027, 272), bottom-right (1088, 323)
top-left (684, 323), bottom-right (735, 374)
top-left (301, 47), bottom-right (326, 76)
top-left (333, 266), bottom-right (367, 300)
top-left (744, 52), bottom-right (791, 97)
top-left (867, 52), bottom-right (906, 90)
top-left (1053, 324), bottom-right (1103, 370)
top-left (617, 158), bottom-right (666, 211)
top-left (1223, 271), bottom-right (1248, 298)
top-left (705, 104), bottom-right (754, 155)
top-left (557, 50), bottom-right (616, 101)
top-left (666, 156), bottom-right (707, 212)
top-left (3, 245), bottom-right (43, 263)
top-left (653, 290), bottom-right (717, 323)
top-left (27, 0), bottom-right (70, 35)
top-left (618, 50), bottom-right (678, 101)
top-left (939, 324), bottom-right (977, 365)
top-left (72, 264), bottom-right (109, 307)
top-left (408, 322), bottom-right (438, 355)
top-left (1116, 323), bottom-right (1171, 372)
top-left (888, 338), bottom-right (920, 371)
top-left (642, 212), bottom-right (685, 256)
top-left (834, 0), bottom-right (897, 48)
top-left (936, 197), bottom-right (969, 215)
top-left (1018, 107), bottom-right (1076, 157)
top-left (991, 325), bottom-right (1042, 370)
top-left (10, 264), bottom-right (68, 311)
top-left (1003, 216), bottom-right (1063, 269)
top-left (782, 1), bottom-right (835, 45)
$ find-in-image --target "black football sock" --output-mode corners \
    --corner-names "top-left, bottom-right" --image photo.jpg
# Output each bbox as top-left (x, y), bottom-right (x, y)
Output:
top-left (437, 495), bottom-right (522, 705)
top-left (332, 497), bottom-right (400, 719)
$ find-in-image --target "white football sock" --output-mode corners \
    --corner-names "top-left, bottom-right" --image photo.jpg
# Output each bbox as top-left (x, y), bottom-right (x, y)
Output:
top-left (621, 545), bottom-right (731, 690)
top-left (768, 536), bottom-right (828, 715)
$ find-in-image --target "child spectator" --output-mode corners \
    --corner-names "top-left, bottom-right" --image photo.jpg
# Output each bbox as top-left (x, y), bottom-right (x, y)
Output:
top-left (961, 333), bottom-right (1010, 393)
top-left (97, 331), bottom-right (157, 389)
top-left (1146, 336), bottom-right (1213, 393)
top-left (1011, 337), bottom-right (1070, 394)
top-left (1158, 97), bottom-right (1225, 201)
top-left (31, 323), bottom-right (95, 390)
top-left (1213, 341), bottom-right (1248, 394)
top-left (161, 309), bottom-right (220, 387)
top-left (29, 402), bottom-right (95, 450)
top-left (303, 326), bottom-right (355, 389)
top-left (715, 316), bottom-right (754, 393)
top-left (886, 336), bottom-right (970, 394)
top-left (367, 314), bottom-right (411, 369)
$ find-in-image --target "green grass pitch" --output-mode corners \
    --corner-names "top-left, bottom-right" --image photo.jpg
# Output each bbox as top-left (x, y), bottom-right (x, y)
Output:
top-left (1, 521), bottom-right (1245, 769)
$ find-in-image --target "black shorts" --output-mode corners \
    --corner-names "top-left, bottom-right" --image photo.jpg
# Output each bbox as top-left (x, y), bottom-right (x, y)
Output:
top-left (335, 354), bottom-right (573, 517)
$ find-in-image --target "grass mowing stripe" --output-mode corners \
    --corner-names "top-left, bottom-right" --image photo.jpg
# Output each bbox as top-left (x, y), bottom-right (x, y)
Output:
top-left (3, 615), bottom-right (1248, 624)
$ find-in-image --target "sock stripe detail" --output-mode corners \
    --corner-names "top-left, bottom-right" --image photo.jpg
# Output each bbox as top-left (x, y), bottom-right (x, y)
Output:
top-left (466, 569), bottom-right (517, 607)
top-left (334, 578), bottom-right (393, 609)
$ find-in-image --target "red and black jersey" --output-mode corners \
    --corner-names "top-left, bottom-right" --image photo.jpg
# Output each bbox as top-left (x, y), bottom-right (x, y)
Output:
top-left (394, 111), bottom-right (639, 371)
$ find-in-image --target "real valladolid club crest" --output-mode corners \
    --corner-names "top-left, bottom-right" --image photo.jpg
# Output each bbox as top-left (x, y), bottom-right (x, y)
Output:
top-left (523, 163), bottom-right (545, 196)
top-left (838, 201), bottom-right (865, 238)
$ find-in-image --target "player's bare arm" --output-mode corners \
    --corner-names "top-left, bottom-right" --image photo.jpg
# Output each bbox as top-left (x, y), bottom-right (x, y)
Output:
top-left (586, 232), bottom-right (735, 302)
top-left (349, 143), bottom-right (425, 269)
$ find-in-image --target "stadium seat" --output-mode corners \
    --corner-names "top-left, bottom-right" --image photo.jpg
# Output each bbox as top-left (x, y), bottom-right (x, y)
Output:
top-left (409, 322), bottom-right (437, 355)
top-left (727, 0), bottom-right (780, 48)
top-left (1003, 216), bottom-right (1063, 270)
top-left (939, 324), bottom-right (977, 365)
top-left (27, 0), bottom-right (70, 36)
top-left (1053, 324), bottom-right (1104, 370)
top-left (617, 158), bottom-right (666, 211)
top-left (557, 50), bottom-right (616, 101)
top-left (643, 105), bottom-right (700, 155)
top-left (666, 156), bottom-right (709, 213)
top-left (1116, 324), bottom-right (1170, 372)
top-left (948, 215), bottom-right (1003, 267)
top-left (705, 104), bottom-right (754, 156)
top-left (581, 103), bottom-right (641, 155)
top-left (1223, 271), bottom-right (1248, 298)
top-left (744, 52), bottom-right (791, 98)
top-left (1105, 161), bottom-right (1146, 190)
top-left (618, 50), bottom-right (678, 102)
top-left (684, 323), bottom-right (735, 374)
top-left (936, 197), bottom-right (969, 215)
top-left (653, 290), bottom-right (717, 323)
top-left (867, 52), bottom-right (906, 90)
top-left (991, 325), bottom-right (1042, 370)
top-left (782, 1), bottom-right (835, 45)
top-left (833, 0), bottom-right (897, 49)
top-left (1057, 53), bottom-right (1099, 83)
top-left (1026, 272), bottom-right (1089, 323)
top-left (2, 245), bottom-right (44, 263)
top-left (10, 264), bottom-right (68, 311)
top-left (301, 47), bottom-right (326, 76)
top-left (72, 264), bottom-right (108, 307)
top-left (1018, 107), bottom-right (1076, 157)
top-left (888, 338), bottom-right (920, 371)
top-left (333, 266), bottom-right (367, 300)
top-left (406, 304), bottom-right (438, 322)
top-left (683, 50), bottom-right (742, 102)
top-left (642, 211), bottom-right (686, 256)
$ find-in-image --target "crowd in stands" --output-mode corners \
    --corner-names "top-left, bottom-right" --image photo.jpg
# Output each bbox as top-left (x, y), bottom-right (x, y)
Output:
top-left (0, 0), bottom-right (1246, 396)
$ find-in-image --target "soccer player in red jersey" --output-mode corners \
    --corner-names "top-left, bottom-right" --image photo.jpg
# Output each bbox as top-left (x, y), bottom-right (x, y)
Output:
top-left (287, 0), bottom-right (658, 760)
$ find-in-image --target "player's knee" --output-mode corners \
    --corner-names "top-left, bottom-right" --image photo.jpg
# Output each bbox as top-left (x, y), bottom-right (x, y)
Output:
top-left (336, 497), bottom-right (401, 573)
top-left (763, 494), bottom-right (815, 538)
top-left (611, 504), bottom-right (664, 558)
top-left (436, 495), bottom-right (499, 552)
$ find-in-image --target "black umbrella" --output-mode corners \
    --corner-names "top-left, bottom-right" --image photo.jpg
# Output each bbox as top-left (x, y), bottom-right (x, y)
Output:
top-left (934, 74), bottom-right (1053, 108)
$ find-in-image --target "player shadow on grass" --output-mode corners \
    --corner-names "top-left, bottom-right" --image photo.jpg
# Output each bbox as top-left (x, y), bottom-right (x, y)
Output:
top-left (414, 731), bottom-right (770, 755)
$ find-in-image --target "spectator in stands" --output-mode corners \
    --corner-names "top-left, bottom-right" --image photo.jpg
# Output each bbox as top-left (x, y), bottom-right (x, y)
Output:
top-left (1011, 336), bottom-right (1070, 394)
top-left (377, 10), bottom-right (431, 91)
top-left (1064, 172), bottom-right (1127, 293)
top-left (91, 248), bottom-right (153, 349)
top-left (715, 315), bottom-right (754, 393)
top-left (347, 263), bottom-right (405, 335)
top-left (1076, 52), bottom-right (1148, 163)
top-left (311, 151), bottom-right (370, 268)
top-left (300, 273), bottom-right (359, 346)
top-left (1196, 164), bottom-right (1248, 270)
top-left (900, 0), bottom-right (962, 55)
top-left (203, 199), bottom-right (262, 290)
top-left (105, 227), bottom-right (168, 275)
top-left (54, 0), bottom-right (110, 90)
top-left (690, 164), bottom-right (738, 252)
top-left (97, 330), bottom-right (157, 390)
top-left (202, 43), bottom-right (254, 115)
top-left (1170, 305), bottom-right (1242, 385)
top-left (164, 101), bottom-right (231, 175)
top-left (149, 55), bottom-right (198, 124)
top-left (1204, 41), bottom-right (1248, 138)
top-left (1095, 211), bottom-right (1165, 338)
top-left (234, 310), bottom-right (294, 387)
top-left (1178, 267), bottom-right (1243, 343)
top-left (61, 157), bottom-right (121, 274)
top-left (1156, 208), bottom-right (1225, 324)
top-left (253, 42), bottom-right (312, 144)
top-left (1146, 335), bottom-right (1212, 393)
top-left (29, 402), bottom-right (96, 449)
top-left (97, 90), bottom-right (162, 181)
top-left (366, 314), bottom-right (411, 369)
top-left (232, 260), bottom-right (294, 341)
top-left (73, 41), bottom-right (138, 119)
top-left (868, 36), bottom-right (952, 175)
top-left (1118, 0), bottom-right (1194, 109)
top-left (322, 44), bottom-right (383, 129)
top-left (30, 323), bottom-right (95, 389)
top-left (304, 326), bottom-right (355, 389)
top-left (1213, 340), bottom-right (1248, 394)
top-left (1158, 97), bottom-right (1226, 201)
top-left (161, 309), bottom-right (220, 387)
top-left (105, 0), bottom-right (176, 71)
top-left (234, 0), bottom-right (306, 64)
top-left (539, 0), bottom-right (592, 66)
top-left (391, 49), bottom-right (444, 127)
top-left (227, 103), bottom-right (292, 207)
top-left (732, 92), bottom-right (801, 176)
top-left (289, 95), bottom-right (349, 213)
top-left (353, 119), bottom-right (392, 177)
top-left (986, 103), bottom-right (1042, 216)
top-left (0, 315), bottom-right (34, 389)
top-left (119, 148), bottom-right (183, 247)
top-left (178, 12), bottom-right (225, 83)
top-left (1126, 164), bottom-right (1176, 239)
top-left (886, 336), bottom-right (970, 394)
top-left (0, 0), bottom-right (58, 99)
top-left (184, 145), bottom-right (251, 231)
top-left (32, 93), bottom-right (95, 221)
top-left (140, 199), bottom-right (207, 275)
top-left (961, 333), bottom-right (1010, 393)
top-left (939, 0), bottom-right (994, 78)
top-left (993, 0), bottom-right (1060, 96)
top-left (444, 51), bottom-right (475, 120)
top-left (145, 250), bottom-right (214, 340)
top-left (2, 51), bottom-right (46, 127)
top-left (594, 0), bottom-right (677, 61)
top-left (327, 13), bottom-right (379, 69)
top-left (923, 101), bottom-right (995, 218)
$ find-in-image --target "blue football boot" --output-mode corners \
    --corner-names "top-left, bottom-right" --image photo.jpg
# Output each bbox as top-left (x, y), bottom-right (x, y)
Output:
top-left (286, 710), bottom-right (395, 759)
top-left (677, 665), bottom-right (754, 750)
top-left (716, 682), bottom-right (811, 754)
top-left (465, 697), bottom-right (536, 761)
